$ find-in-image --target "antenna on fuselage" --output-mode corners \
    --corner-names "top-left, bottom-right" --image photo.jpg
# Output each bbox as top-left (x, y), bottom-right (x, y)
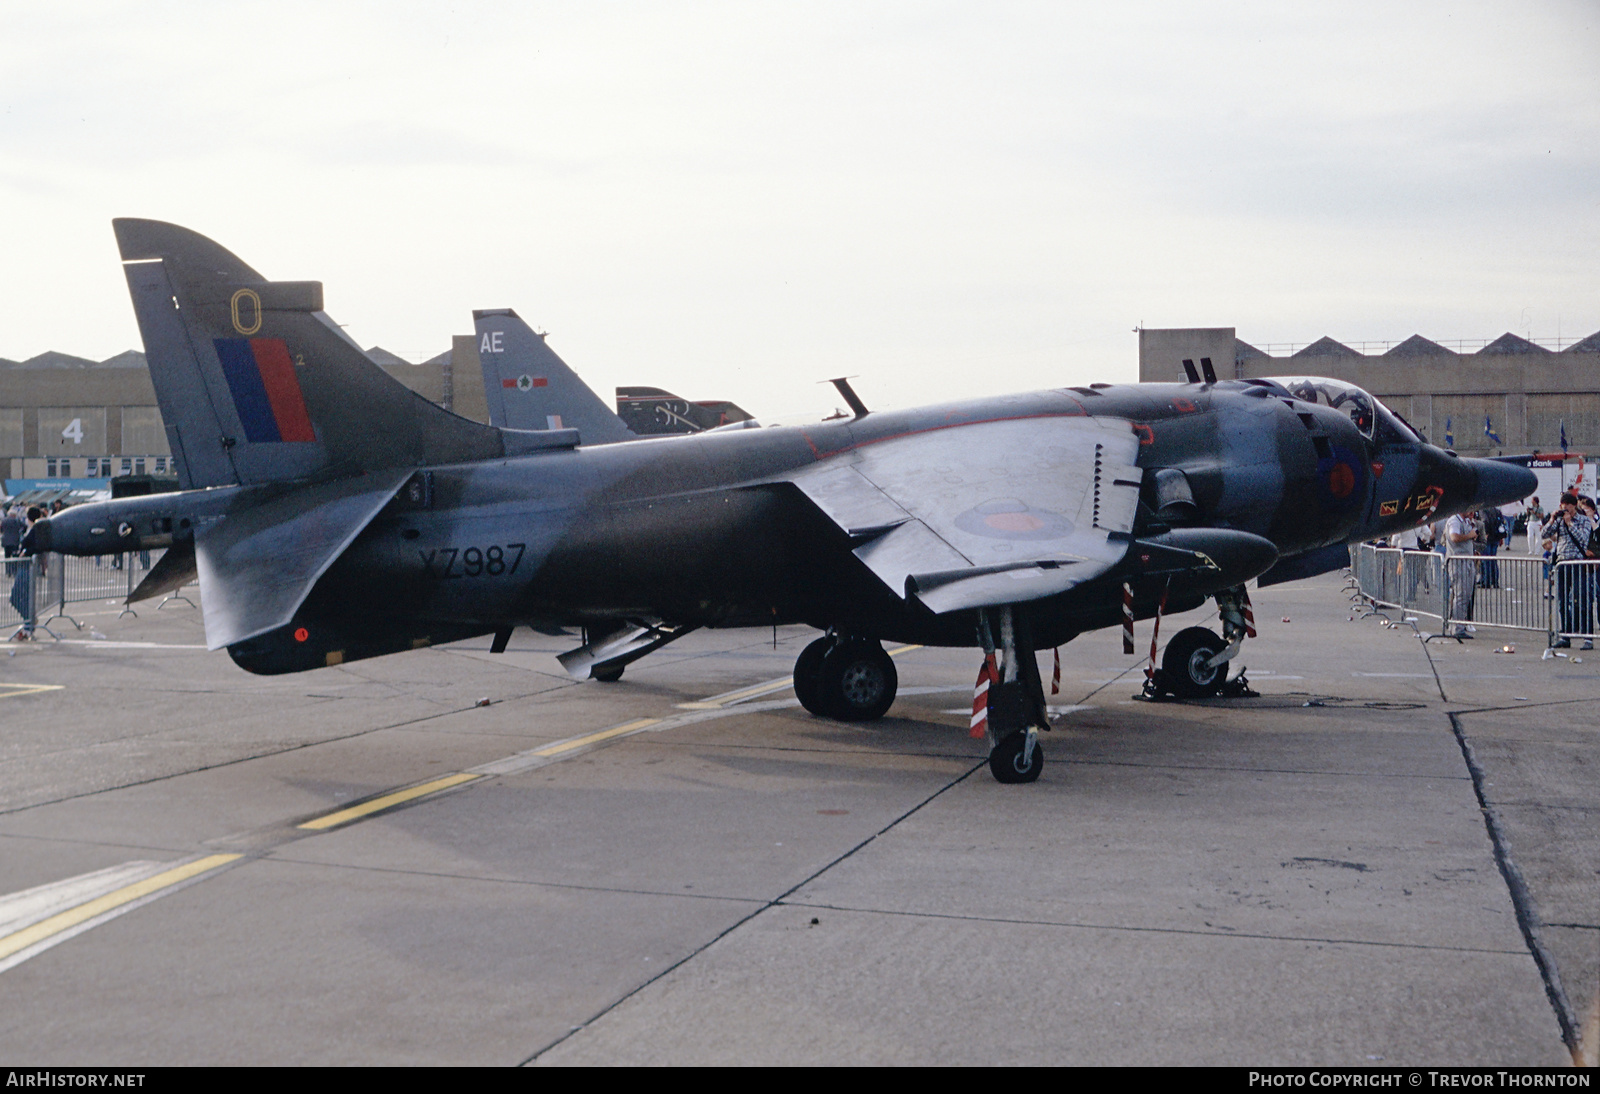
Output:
top-left (1181, 358), bottom-right (1201, 384)
top-left (1199, 357), bottom-right (1218, 384)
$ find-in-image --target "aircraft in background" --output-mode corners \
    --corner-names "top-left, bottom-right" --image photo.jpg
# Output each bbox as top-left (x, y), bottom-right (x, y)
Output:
top-left (41, 220), bottom-right (1534, 783)
top-left (615, 387), bottom-right (755, 436)
top-left (470, 308), bottom-right (753, 440)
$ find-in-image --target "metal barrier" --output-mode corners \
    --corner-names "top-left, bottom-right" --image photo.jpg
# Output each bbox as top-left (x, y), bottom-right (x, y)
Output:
top-left (1350, 545), bottom-right (1393, 616)
top-left (1445, 554), bottom-right (1551, 637)
top-left (37, 549), bottom-right (169, 630)
top-left (1353, 546), bottom-right (1446, 625)
top-left (1352, 543), bottom-right (1556, 643)
top-left (1, 557), bottom-right (37, 639)
top-left (1397, 549), bottom-right (1445, 622)
top-left (1552, 560), bottom-right (1600, 644)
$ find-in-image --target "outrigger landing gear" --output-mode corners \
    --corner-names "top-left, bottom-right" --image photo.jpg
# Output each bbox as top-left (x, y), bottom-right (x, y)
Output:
top-left (793, 633), bottom-right (898, 722)
top-left (978, 605), bottom-right (1049, 784)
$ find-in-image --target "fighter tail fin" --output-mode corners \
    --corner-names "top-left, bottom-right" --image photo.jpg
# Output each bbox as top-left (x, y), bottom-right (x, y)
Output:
top-left (472, 309), bottom-right (635, 444)
top-left (114, 218), bottom-right (507, 488)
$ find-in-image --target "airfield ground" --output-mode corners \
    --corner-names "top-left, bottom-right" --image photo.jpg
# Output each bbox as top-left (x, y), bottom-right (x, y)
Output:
top-left (0, 572), bottom-right (1591, 1066)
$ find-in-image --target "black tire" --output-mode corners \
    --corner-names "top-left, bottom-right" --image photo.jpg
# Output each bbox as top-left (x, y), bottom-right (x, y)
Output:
top-left (1161, 626), bottom-right (1227, 698)
top-left (989, 731), bottom-right (1043, 784)
top-left (793, 636), bottom-right (832, 716)
top-left (591, 663), bottom-right (625, 683)
top-left (818, 639), bottom-right (897, 721)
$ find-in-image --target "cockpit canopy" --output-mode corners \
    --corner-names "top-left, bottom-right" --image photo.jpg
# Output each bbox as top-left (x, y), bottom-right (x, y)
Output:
top-left (1250, 376), bottom-right (1422, 445)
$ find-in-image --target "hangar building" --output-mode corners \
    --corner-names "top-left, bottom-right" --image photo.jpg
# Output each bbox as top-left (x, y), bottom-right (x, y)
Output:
top-left (1139, 327), bottom-right (1600, 461)
top-left (0, 338), bottom-right (484, 494)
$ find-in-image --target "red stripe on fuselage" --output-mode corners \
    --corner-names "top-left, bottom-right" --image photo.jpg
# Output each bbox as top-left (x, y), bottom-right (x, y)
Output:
top-left (249, 339), bottom-right (316, 443)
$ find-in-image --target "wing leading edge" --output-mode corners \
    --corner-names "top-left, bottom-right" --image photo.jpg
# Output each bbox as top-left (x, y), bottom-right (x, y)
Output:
top-left (789, 416), bottom-right (1143, 614)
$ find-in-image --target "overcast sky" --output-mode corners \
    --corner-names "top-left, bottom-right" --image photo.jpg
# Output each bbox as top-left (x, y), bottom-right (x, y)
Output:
top-left (2, 1), bottom-right (1596, 418)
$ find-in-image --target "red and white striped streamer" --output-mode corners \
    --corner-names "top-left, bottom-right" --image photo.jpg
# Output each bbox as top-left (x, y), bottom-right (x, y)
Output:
top-left (1145, 586), bottom-right (1169, 681)
top-left (970, 654), bottom-right (997, 739)
top-left (1122, 582), bottom-right (1135, 654)
top-left (1051, 647), bottom-right (1061, 695)
top-left (1242, 587), bottom-right (1257, 638)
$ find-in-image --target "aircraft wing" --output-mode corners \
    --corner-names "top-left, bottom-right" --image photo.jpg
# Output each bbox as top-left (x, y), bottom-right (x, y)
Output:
top-left (194, 469), bottom-right (412, 650)
top-left (789, 416), bottom-right (1143, 614)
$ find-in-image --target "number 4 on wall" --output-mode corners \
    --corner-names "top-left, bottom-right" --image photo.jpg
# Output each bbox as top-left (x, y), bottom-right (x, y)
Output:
top-left (61, 418), bottom-right (83, 445)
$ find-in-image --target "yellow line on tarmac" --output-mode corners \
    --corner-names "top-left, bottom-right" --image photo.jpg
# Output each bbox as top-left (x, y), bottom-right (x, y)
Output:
top-left (0, 854), bottom-right (240, 963)
top-left (298, 772), bottom-right (483, 831)
top-left (528, 718), bottom-right (661, 758)
top-left (0, 684), bottom-right (65, 700)
top-left (677, 679), bottom-right (793, 709)
top-left (887, 644), bottom-right (923, 656)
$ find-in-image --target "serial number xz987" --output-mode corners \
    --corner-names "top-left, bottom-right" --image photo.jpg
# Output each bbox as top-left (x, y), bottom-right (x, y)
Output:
top-left (419, 544), bottom-right (526, 578)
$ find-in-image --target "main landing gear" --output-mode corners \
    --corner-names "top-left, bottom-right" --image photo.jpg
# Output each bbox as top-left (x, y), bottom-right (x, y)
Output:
top-left (793, 634), bottom-right (898, 721)
top-left (977, 604), bottom-right (1049, 785)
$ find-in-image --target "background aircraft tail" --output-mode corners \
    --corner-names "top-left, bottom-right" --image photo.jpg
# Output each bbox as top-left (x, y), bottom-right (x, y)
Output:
top-left (615, 386), bottom-right (755, 435)
top-left (472, 309), bottom-right (635, 444)
top-left (114, 218), bottom-right (507, 488)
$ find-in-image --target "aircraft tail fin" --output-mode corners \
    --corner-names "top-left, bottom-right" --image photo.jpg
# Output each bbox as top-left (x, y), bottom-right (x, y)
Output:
top-left (615, 387), bottom-right (755, 435)
top-left (114, 218), bottom-right (507, 488)
top-left (472, 309), bottom-right (635, 444)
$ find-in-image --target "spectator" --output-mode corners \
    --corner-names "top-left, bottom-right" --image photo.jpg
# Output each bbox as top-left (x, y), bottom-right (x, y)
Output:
top-left (1444, 508), bottom-right (1479, 639)
top-left (1, 505), bottom-right (21, 577)
top-left (1397, 521), bottom-right (1433, 602)
top-left (1543, 494), bottom-right (1595, 649)
top-left (8, 506), bottom-right (44, 641)
top-left (1479, 506), bottom-right (1502, 588)
top-left (1526, 498), bottom-right (1546, 557)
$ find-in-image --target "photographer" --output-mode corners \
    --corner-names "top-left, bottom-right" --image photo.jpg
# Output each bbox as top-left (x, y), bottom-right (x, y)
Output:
top-left (1542, 493), bottom-right (1595, 648)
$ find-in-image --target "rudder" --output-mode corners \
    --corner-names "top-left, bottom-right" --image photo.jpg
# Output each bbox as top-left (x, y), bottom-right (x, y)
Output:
top-left (115, 218), bottom-right (507, 487)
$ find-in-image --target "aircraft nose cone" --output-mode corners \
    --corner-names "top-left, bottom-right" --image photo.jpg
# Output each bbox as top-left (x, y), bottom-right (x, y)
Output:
top-left (1466, 459), bottom-right (1538, 508)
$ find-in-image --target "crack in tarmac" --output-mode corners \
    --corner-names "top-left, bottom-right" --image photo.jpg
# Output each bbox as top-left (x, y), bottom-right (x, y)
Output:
top-left (254, 854), bottom-right (775, 906)
top-left (518, 758), bottom-right (989, 1066)
top-left (772, 899), bottom-right (1532, 956)
top-left (1449, 710), bottom-right (1582, 1060)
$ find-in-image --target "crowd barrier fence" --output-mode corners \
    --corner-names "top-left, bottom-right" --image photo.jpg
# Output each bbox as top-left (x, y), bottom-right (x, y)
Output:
top-left (1551, 560), bottom-right (1600, 644)
top-left (1352, 542), bottom-right (1556, 644)
top-left (35, 549), bottom-right (176, 631)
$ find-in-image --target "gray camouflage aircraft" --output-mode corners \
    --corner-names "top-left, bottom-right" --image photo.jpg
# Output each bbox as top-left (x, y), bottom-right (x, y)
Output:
top-left (39, 220), bottom-right (1534, 783)
top-left (469, 306), bottom-right (754, 438)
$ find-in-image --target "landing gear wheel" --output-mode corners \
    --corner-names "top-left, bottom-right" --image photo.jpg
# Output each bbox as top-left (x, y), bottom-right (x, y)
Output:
top-left (989, 730), bottom-right (1043, 784)
top-left (818, 640), bottom-right (898, 721)
top-left (591, 663), bottom-right (625, 683)
top-left (1161, 626), bottom-right (1227, 698)
top-left (793, 637), bottom-right (832, 716)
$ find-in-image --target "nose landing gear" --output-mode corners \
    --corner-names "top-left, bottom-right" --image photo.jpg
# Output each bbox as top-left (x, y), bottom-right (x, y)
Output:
top-left (1141, 584), bottom-right (1259, 700)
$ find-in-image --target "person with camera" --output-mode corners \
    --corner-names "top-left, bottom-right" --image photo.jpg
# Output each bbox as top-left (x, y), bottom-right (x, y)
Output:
top-left (1542, 493), bottom-right (1596, 649)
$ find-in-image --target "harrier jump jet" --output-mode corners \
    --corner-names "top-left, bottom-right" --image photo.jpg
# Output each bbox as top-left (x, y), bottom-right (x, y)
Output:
top-left (40, 221), bottom-right (1534, 783)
